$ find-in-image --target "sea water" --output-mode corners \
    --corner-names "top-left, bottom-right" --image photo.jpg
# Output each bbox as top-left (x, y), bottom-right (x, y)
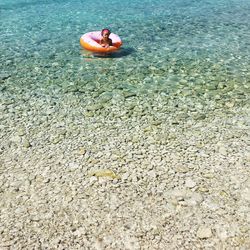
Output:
top-left (0, 0), bottom-right (249, 110)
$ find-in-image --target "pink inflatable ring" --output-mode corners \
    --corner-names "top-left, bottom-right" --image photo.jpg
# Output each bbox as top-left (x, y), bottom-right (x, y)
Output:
top-left (80, 31), bottom-right (122, 53)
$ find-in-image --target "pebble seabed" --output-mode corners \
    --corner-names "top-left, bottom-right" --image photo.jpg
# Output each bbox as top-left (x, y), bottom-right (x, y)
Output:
top-left (0, 51), bottom-right (250, 249)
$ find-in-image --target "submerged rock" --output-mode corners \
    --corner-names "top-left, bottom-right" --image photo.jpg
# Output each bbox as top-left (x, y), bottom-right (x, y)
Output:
top-left (185, 178), bottom-right (197, 188)
top-left (197, 226), bottom-right (213, 239)
top-left (90, 169), bottom-right (120, 179)
top-left (0, 73), bottom-right (11, 81)
top-left (22, 138), bottom-right (31, 148)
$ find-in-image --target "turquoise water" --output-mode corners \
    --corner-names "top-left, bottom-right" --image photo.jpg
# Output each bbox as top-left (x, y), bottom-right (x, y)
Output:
top-left (0, 0), bottom-right (250, 102)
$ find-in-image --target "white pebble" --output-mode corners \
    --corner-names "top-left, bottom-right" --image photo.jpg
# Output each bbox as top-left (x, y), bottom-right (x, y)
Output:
top-left (185, 178), bottom-right (197, 188)
top-left (197, 226), bottom-right (212, 239)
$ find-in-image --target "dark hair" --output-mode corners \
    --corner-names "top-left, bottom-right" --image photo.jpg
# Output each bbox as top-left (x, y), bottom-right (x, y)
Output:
top-left (101, 28), bottom-right (111, 36)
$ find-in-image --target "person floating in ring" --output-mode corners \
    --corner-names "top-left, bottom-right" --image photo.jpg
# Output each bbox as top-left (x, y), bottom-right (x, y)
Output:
top-left (80, 29), bottom-right (122, 53)
top-left (100, 28), bottom-right (113, 48)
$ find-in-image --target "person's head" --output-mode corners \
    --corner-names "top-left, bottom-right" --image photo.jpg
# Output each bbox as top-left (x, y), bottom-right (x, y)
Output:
top-left (101, 28), bottom-right (111, 38)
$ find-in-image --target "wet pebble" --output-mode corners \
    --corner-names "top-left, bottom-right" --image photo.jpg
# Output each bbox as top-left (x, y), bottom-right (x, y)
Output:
top-left (185, 178), bottom-right (197, 188)
top-left (197, 226), bottom-right (212, 239)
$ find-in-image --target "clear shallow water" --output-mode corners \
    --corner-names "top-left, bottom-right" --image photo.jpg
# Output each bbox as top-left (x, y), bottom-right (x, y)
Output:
top-left (0, 0), bottom-right (250, 101)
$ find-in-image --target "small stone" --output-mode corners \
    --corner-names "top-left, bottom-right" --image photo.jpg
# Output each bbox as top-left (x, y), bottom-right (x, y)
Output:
top-left (215, 227), bottom-right (228, 240)
top-left (17, 128), bottom-right (26, 136)
top-left (194, 114), bottom-right (206, 120)
top-left (241, 188), bottom-right (250, 201)
top-left (147, 170), bottom-right (157, 178)
top-left (0, 73), bottom-right (11, 81)
top-left (202, 198), bottom-right (220, 211)
top-left (68, 162), bottom-right (79, 171)
top-left (218, 146), bottom-right (227, 155)
top-left (245, 152), bottom-right (250, 162)
top-left (152, 120), bottom-right (162, 126)
top-left (0, 240), bottom-right (14, 247)
top-left (214, 94), bottom-right (221, 100)
top-left (86, 104), bottom-right (104, 111)
top-left (207, 84), bottom-right (217, 90)
top-left (99, 92), bottom-right (113, 103)
top-left (90, 169), bottom-right (120, 179)
top-left (225, 102), bottom-right (235, 108)
top-left (43, 178), bottom-right (50, 183)
top-left (240, 226), bottom-right (249, 233)
top-left (185, 178), bottom-right (197, 188)
top-left (85, 111), bottom-right (94, 117)
top-left (123, 91), bottom-right (137, 98)
top-left (78, 147), bottom-right (86, 155)
top-left (52, 136), bottom-right (61, 144)
top-left (66, 196), bottom-right (73, 203)
top-left (170, 189), bottom-right (187, 199)
top-left (202, 173), bottom-right (215, 179)
top-left (122, 172), bottom-right (130, 181)
top-left (144, 126), bottom-right (153, 132)
top-left (198, 187), bottom-right (209, 193)
top-left (197, 226), bottom-right (212, 239)
top-left (186, 192), bottom-right (203, 206)
top-left (52, 62), bottom-right (59, 67)
top-left (219, 190), bottom-right (229, 197)
top-left (11, 135), bottom-right (21, 143)
top-left (23, 138), bottom-right (31, 148)
top-left (175, 165), bottom-right (189, 173)
top-left (89, 176), bottom-right (98, 183)
top-left (132, 136), bottom-right (140, 143)
top-left (74, 227), bottom-right (86, 236)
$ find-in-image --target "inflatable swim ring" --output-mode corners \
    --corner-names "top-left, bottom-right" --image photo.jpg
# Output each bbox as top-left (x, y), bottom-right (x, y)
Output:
top-left (80, 31), bottom-right (122, 53)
